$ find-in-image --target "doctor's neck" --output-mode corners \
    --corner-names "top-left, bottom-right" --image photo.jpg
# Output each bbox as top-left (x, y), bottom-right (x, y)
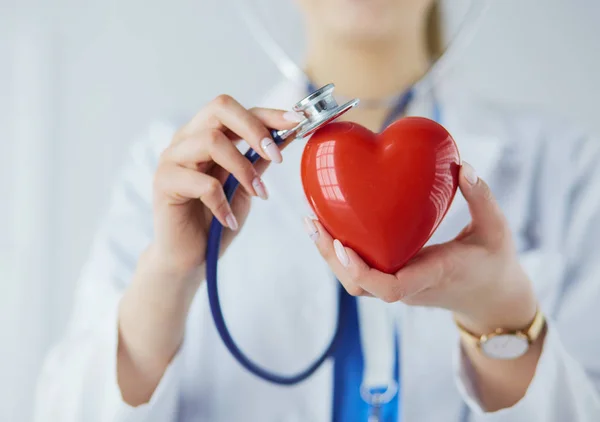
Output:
top-left (304, 23), bottom-right (431, 105)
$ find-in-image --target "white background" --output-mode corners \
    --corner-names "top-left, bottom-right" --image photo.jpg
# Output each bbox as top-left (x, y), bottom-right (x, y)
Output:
top-left (1, 0), bottom-right (599, 420)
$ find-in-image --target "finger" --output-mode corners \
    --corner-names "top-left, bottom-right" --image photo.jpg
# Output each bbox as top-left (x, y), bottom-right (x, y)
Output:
top-left (303, 217), bottom-right (370, 297)
top-left (395, 244), bottom-right (452, 297)
top-left (249, 107), bottom-right (305, 130)
top-left (351, 242), bottom-right (455, 303)
top-left (459, 162), bottom-right (509, 247)
top-left (155, 164), bottom-right (238, 230)
top-left (238, 108), bottom-right (305, 168)
top-left (342, 246), bottom-right (423, 303)
top-left (165, 129), bottom-right (269, 200)
top-left (219, 107), bottom-right (303, 155)
top-left (339, 246), bottom-right (389, 299)
top-left (195, 95), bottom-right (287, 163)
top-left (234, 110), bottom-right (303, 177)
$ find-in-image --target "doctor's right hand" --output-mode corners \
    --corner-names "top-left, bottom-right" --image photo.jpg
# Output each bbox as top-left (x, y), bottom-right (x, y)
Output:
top-left (148, 95), bottom-right (302, 278)
top-left (117, 96), bottom-right (302, 407)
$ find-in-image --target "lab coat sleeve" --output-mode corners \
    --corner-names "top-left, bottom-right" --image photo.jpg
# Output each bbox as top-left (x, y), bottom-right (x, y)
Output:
top-left (453, 131), bottom-right (600, 421)
top-left (34, 122), bottom-right (184, 422)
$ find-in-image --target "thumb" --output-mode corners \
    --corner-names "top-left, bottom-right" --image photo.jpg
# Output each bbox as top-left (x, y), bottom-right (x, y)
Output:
top-left (459, 162), bottom-right (508, 247)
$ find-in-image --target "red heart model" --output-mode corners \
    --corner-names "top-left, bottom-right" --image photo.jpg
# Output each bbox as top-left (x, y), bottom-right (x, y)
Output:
top-left (301, 117), bottom-right (460, 274)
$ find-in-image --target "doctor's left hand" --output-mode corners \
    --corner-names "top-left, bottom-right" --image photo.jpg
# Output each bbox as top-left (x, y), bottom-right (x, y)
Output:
top-left (306, 162), bottom-right (538, 335)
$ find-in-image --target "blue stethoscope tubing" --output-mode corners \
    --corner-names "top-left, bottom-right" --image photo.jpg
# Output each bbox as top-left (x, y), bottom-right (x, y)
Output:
top-left (205, 85), bottom-right (434, 386)
top-left (205, 128), bottom-right (349, 385)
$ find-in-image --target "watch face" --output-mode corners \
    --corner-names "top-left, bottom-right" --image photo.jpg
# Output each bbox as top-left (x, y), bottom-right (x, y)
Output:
top-left (481, 334), bottom-right (529, 359)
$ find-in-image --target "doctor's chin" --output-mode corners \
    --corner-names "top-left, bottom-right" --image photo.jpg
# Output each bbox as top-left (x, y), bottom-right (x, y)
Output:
top-left (2, 1), bottom-right (600, 421)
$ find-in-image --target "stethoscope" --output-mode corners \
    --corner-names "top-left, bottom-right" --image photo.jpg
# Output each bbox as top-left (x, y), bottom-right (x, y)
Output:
top-left (205, 83), bottom-right (359, 385)
top-left (205, 82), bottom-right (446, 418)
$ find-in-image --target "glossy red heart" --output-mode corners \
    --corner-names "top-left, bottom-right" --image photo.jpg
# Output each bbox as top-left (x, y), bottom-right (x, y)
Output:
top-left (301, 117), bottom-right (460, 274)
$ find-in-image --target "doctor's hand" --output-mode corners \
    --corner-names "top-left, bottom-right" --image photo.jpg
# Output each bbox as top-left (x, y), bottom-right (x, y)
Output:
top-left (148, 95), bottom-right (303, 279)
top-left (118, 96), bottom-right (302, 406)
top-left (306, 162), bottom-right (538, 336)
top-left (307, 163), bottom-right (545, 413)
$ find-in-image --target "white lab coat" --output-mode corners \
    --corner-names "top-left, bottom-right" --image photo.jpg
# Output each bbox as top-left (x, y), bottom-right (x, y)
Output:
top-left (34, 78), bottom-right (600, 422)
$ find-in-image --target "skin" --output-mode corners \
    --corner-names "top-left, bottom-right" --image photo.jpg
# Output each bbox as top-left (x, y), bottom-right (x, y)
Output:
top-left (117, 101), bottom-right (301, 405)
top-left (299, 0), bottom-right (433, 130)
top-left (117, 0), bottom-right (543, 412)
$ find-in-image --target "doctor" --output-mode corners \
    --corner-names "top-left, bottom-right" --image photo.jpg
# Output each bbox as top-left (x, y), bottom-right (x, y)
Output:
top-left (36, 0), bottom-right (600, 421)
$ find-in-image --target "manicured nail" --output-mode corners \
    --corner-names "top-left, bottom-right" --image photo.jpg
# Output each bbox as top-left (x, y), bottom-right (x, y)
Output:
top-left (462, 162), bottom-right (478, 185)
top-left (334, 239), bottom-right (349, 267)
top-left (283, 110), bottom-right (305, 123)
top-left (252, 177), bottom-right (269, 200)
top-left (225, 213), bottom-right (238, 231)
top-left (260, 137), bottom-right (283, 163)
top-left (303, 217), bottom-right (319, 242)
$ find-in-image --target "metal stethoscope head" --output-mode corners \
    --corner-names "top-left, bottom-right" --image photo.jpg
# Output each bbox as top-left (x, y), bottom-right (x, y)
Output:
top-left (275, 83), bottom-right (360, 141)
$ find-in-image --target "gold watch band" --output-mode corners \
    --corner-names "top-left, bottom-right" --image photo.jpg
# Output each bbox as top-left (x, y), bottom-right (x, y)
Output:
top-left (454, 308), bottom-right (546, 348)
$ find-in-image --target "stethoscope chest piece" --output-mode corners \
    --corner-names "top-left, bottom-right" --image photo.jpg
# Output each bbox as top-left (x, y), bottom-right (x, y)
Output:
top-left (278, 83), bottom-right (359, 141)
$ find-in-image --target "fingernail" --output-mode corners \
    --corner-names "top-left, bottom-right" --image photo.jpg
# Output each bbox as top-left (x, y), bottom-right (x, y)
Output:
top-left (334, 239), bottom-right (349, 267)
top-left (252, 177), bottom-right (269, 200)
top-left (303, 216), bottom-right (319, 242)
top-left (283, 110), bottom-right (305, 123)
top-left (462, 162), bottom-right (478, 185)
top-left (225, 213), bottom-right (239, 231)
top-left (260, 137), bottom-right (283, 164)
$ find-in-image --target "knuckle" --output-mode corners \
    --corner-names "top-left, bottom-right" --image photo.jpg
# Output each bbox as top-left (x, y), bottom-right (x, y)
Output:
top-left (203, 178), bottom-right (222, 198)
top-left (439, 251), bottom-right (456, 281)
top-left (245, 127), bottom-right (269, 148)
top-left (431, 247), bottom-right (457, 288)
top-left (204, 129), bottom-right (223, 149)
top-left (381, 281), bottom-right (410, 303)
top-left (212, 94), bottom-right (234, 109)
top-left (245, 117), bottom-right (270, 141)
top-left (257, 126), bottom-right (272, 141)
top-left (345, 284), bottom-right (364, 297)
top-left (401, 294), bottom-right (417, 306)
top-left (203, 114), bottom-right (222, 130)
top-left (240, 160), bottom-right (257, 180)
top-left (347, 272), bottom-right (360, 286)
top-left (213, 198), bottom-right (231, 217)
top-left (347, 267), bottom-right (366, 286)
top-left (381, 289), bottom-right (402, 304)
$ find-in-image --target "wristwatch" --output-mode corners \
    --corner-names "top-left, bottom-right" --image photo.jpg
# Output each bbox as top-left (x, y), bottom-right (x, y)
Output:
top-left (454, 309), bottom-right (546, 359)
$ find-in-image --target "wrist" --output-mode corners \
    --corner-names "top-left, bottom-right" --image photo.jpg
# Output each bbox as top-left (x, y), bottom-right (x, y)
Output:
top-left (139, 244), bottom-right (206, 291)
top-left (453, 265), bottom-right (537, 335)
